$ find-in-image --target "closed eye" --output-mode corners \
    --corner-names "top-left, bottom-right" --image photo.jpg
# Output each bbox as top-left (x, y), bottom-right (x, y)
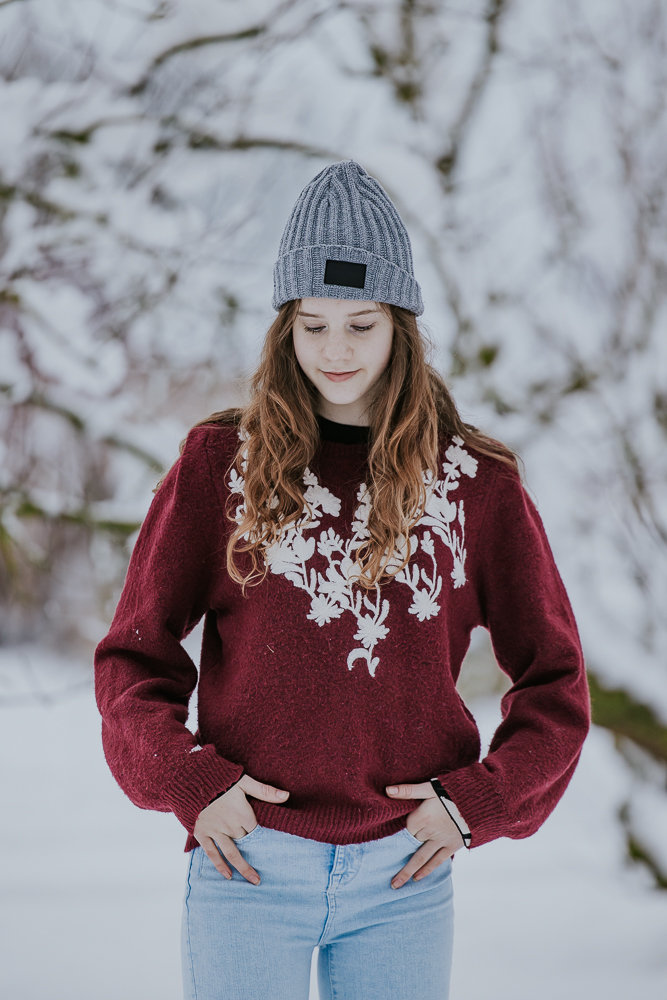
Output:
top-left (304, 325), bottom-right (326, 333)
top-left (350, 324), bottom-right (374, 332)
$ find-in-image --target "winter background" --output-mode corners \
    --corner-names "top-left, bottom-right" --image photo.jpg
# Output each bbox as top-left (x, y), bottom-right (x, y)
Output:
top-left (1, 1), bottom-right (667, 997)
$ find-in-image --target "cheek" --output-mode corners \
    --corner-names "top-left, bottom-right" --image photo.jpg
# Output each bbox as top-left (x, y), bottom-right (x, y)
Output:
top-left (367, 331), bottom-right (393, 379)
top-left (292, 332), bottom-right (316, 373)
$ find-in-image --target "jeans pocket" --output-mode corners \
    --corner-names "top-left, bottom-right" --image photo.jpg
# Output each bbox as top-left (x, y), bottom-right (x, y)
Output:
top-left (197, 825), bottom-right (265, 879)
top-left (232, 823), bottom-right (264, 845)
top-left (402, 827), bottom-right (425, 848)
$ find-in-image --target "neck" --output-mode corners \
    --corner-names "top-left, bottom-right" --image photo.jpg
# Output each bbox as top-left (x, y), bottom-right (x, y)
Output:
top-left (316, 398), bottom-right (370, 427)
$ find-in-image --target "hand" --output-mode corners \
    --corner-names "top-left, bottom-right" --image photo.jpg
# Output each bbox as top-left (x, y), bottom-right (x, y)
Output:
top-left (386, 781), bottom-right (465, 889)
top-left (193, 774), bottom-right (290, 885)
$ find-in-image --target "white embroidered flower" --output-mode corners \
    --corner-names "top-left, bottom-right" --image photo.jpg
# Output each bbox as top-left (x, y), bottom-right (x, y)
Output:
top-left (317, 528), bottom-right (345, 560)
top-left (451, 558), bottom-right (467, 589)
top-left (302, 468), bottom-right (341, 519)
top-left (354, 612), bottom-right (390, 649)
top-left (317, 562), bottom-right (351, 597)
top-left (266, 553), bottom-right (302, 576)
top-left (440, 462), bottom-right (459, 479)
top-left (424, 492), bottom-right (457, 523)
top-left (420, 530), bottom-right (435, 557)
top-left (290, 532), bottom-right (316, 563)
top-left (230, 439), bottom-right (477, 678)
top-left (307, 595), bottom-right (345, 626)
top-left (265, 531), bottom-right (313, 576)
top-left (351, 484), bottom-right (372, 540)
top-left (304, 483), bottom-right (341, 517)
top-left (357, 483), bottom-right (370, 504)
top-left (383, 533), bottom-right (418, 574)
top-left (446, 440), bottom-right (479, 478)
top-left (347, 648), bottom-right (381, 677)
top-left (409, 590), bottom-right (441, 622)
top-left (228, 469), bottom-right (245, 494)
top-left (340, 555), bottom-right (359, 582)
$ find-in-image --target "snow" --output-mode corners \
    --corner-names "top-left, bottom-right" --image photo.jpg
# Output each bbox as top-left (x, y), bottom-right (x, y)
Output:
top-left (1, 1), bottom-right (667, 994)
top-left (1, 649), bottom-right (666, 1000)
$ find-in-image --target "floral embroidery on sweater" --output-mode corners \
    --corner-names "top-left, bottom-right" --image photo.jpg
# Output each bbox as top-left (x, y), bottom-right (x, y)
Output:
top-left (229, 437), bottom-right (477, 677)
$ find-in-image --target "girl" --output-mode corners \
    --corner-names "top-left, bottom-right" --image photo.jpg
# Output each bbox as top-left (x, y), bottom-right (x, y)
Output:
top-left (95, 161), bottom-right (590, 1000)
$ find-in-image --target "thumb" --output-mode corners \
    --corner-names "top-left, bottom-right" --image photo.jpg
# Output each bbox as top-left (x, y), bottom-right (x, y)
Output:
top-left (386, 782), bottom-right (433, 799)
top-left (239, 774), bottom-right (290, 803)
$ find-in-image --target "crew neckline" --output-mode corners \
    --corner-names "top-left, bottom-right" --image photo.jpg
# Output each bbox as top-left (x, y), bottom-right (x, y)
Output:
top-left (317, 414), bottom-right (370, 445)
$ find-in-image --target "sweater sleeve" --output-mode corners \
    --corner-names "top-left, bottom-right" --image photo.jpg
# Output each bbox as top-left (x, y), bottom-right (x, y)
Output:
top-left (94, 426), bottom-right (243, 835)
top-left (438, 464), bottom-right (591, 848)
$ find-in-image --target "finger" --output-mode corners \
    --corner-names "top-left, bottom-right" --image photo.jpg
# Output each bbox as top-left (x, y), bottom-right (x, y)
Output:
top-left (391, 841), bottom-right (440, 889)
top-left (200, 836), bottom-right (232, 880)
top-left (230, 804), bottom-right (260, 837)
top-left (385, 782), bottom-right (436, 800)
top-left (413, 846), bottom-right (451, 881)
top-left (217, 834), bottom-right (261, 885)
top-left (239, 774), bottom-right (290, 803)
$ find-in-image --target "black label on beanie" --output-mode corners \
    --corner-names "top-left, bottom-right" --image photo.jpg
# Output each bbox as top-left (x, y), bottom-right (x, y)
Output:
top-left (324, 260), bottom-right (367, 289)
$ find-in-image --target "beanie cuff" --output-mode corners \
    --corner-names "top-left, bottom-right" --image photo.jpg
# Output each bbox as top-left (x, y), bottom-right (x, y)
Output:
top-left (272, 244), bottom-right (424, 316)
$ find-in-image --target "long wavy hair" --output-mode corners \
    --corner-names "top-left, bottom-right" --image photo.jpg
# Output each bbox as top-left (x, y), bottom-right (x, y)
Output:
top-left (195, 300), bottom-right (517, 590)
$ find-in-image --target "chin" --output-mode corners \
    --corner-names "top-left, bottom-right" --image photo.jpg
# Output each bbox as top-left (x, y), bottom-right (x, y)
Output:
top-left (316, 381), bottom-right (368, 406)
top-left (320, 391), bottom-right (365, 408)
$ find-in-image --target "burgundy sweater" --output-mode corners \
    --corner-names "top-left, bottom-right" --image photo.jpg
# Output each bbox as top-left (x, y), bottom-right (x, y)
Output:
top-left (95, 419), bottom-right (590, 851)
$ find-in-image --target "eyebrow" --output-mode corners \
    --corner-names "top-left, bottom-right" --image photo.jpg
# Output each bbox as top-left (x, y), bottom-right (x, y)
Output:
top-left (297, 309), bottom-right (380, 318)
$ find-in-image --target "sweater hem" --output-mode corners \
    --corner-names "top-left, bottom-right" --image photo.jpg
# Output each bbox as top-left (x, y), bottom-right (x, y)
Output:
top-left (183, 802), bottom-right (421, 851)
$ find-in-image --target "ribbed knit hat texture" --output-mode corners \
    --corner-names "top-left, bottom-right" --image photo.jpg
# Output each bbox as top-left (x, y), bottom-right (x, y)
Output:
top-left (272, 161), bottom-right (424, 315)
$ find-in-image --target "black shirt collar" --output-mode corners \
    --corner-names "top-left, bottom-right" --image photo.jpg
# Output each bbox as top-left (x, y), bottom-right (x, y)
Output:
top-left (317, 414), bottom-right (370, 445)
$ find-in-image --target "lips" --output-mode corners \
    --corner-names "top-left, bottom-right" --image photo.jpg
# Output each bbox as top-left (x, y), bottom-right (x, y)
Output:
top-left (322, 370), bottom-right (360, 382)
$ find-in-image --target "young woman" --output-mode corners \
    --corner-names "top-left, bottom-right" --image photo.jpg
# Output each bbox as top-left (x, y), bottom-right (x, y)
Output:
top-left (95, 161), bottom-right (590, 1000)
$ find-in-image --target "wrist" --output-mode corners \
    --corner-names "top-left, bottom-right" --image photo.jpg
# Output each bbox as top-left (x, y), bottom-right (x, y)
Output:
top-left (430, 778), bottom-right (472, 848)
top-left (206, 769), bottom-right (245, 808)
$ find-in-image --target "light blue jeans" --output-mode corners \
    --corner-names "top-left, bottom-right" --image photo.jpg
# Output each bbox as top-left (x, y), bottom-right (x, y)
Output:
top-left (182, 824), bottom-right (454, 1000)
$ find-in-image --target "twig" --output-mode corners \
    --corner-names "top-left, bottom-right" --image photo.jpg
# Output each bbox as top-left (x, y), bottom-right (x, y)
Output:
top-left (435, 0), bottom-right (510, 187)
top-left (129, 25), bottom-right (269, 95)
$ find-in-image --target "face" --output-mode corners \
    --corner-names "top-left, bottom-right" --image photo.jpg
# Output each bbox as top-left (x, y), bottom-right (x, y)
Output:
top-left (292, 297), bottom-right (393, 426)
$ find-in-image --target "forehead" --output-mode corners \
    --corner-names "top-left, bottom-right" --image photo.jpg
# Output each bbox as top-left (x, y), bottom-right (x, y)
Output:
top-left (297, 297), bottom-right (383, 319)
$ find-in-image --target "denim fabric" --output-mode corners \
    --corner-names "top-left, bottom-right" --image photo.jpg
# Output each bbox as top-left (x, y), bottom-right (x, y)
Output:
top-left (182, 825), bottom-right (454, 1000)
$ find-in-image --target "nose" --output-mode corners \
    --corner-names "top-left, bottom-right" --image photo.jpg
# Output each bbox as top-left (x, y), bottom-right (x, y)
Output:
top-left (321, 328), bottom-right (353, 364)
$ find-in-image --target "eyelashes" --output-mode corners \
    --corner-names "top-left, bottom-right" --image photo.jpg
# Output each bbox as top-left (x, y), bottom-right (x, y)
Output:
top-left (303, 324), bottom-right (375, 334)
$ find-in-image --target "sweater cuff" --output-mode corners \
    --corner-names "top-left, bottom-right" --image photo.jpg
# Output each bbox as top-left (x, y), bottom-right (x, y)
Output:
top-left (430, 778), bottom-right (472, 848)
top-left (435, 762), bottom-right (508, 848)
top-left (165, 745), bottom-right (244, 834)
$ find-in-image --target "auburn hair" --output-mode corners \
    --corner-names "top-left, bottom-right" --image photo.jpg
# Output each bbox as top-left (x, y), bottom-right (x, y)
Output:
top-left (194, 300), bottom-right (518, 590)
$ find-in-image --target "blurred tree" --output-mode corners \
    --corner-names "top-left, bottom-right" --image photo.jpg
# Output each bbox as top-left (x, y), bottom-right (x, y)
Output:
top-left (0, 0), bottom-right (665, 879)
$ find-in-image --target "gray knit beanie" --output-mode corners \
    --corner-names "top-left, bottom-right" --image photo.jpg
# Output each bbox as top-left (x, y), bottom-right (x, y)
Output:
top-left (272, 160), bottom-right (424, 315)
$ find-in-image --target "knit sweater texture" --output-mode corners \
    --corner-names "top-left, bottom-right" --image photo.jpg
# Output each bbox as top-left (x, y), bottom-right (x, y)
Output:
top-left (95, 421), bottom-right (590, 851)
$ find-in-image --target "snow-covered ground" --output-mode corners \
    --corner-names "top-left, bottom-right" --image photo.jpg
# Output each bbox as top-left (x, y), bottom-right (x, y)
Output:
top-left (1, 646), bottom-right (666, 1000)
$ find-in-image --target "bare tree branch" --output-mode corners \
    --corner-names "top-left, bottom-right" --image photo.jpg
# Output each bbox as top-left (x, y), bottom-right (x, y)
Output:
top-left (183, 130), bottom-right (341, 161)
top-left (44, 115), bottom-right (144, 144)
top-left (18, 395), bottom-right (165, 471)
top-left (129, 24), bottom-right (270, 95)
top-left (435, 0), bottom-right (510, 186)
